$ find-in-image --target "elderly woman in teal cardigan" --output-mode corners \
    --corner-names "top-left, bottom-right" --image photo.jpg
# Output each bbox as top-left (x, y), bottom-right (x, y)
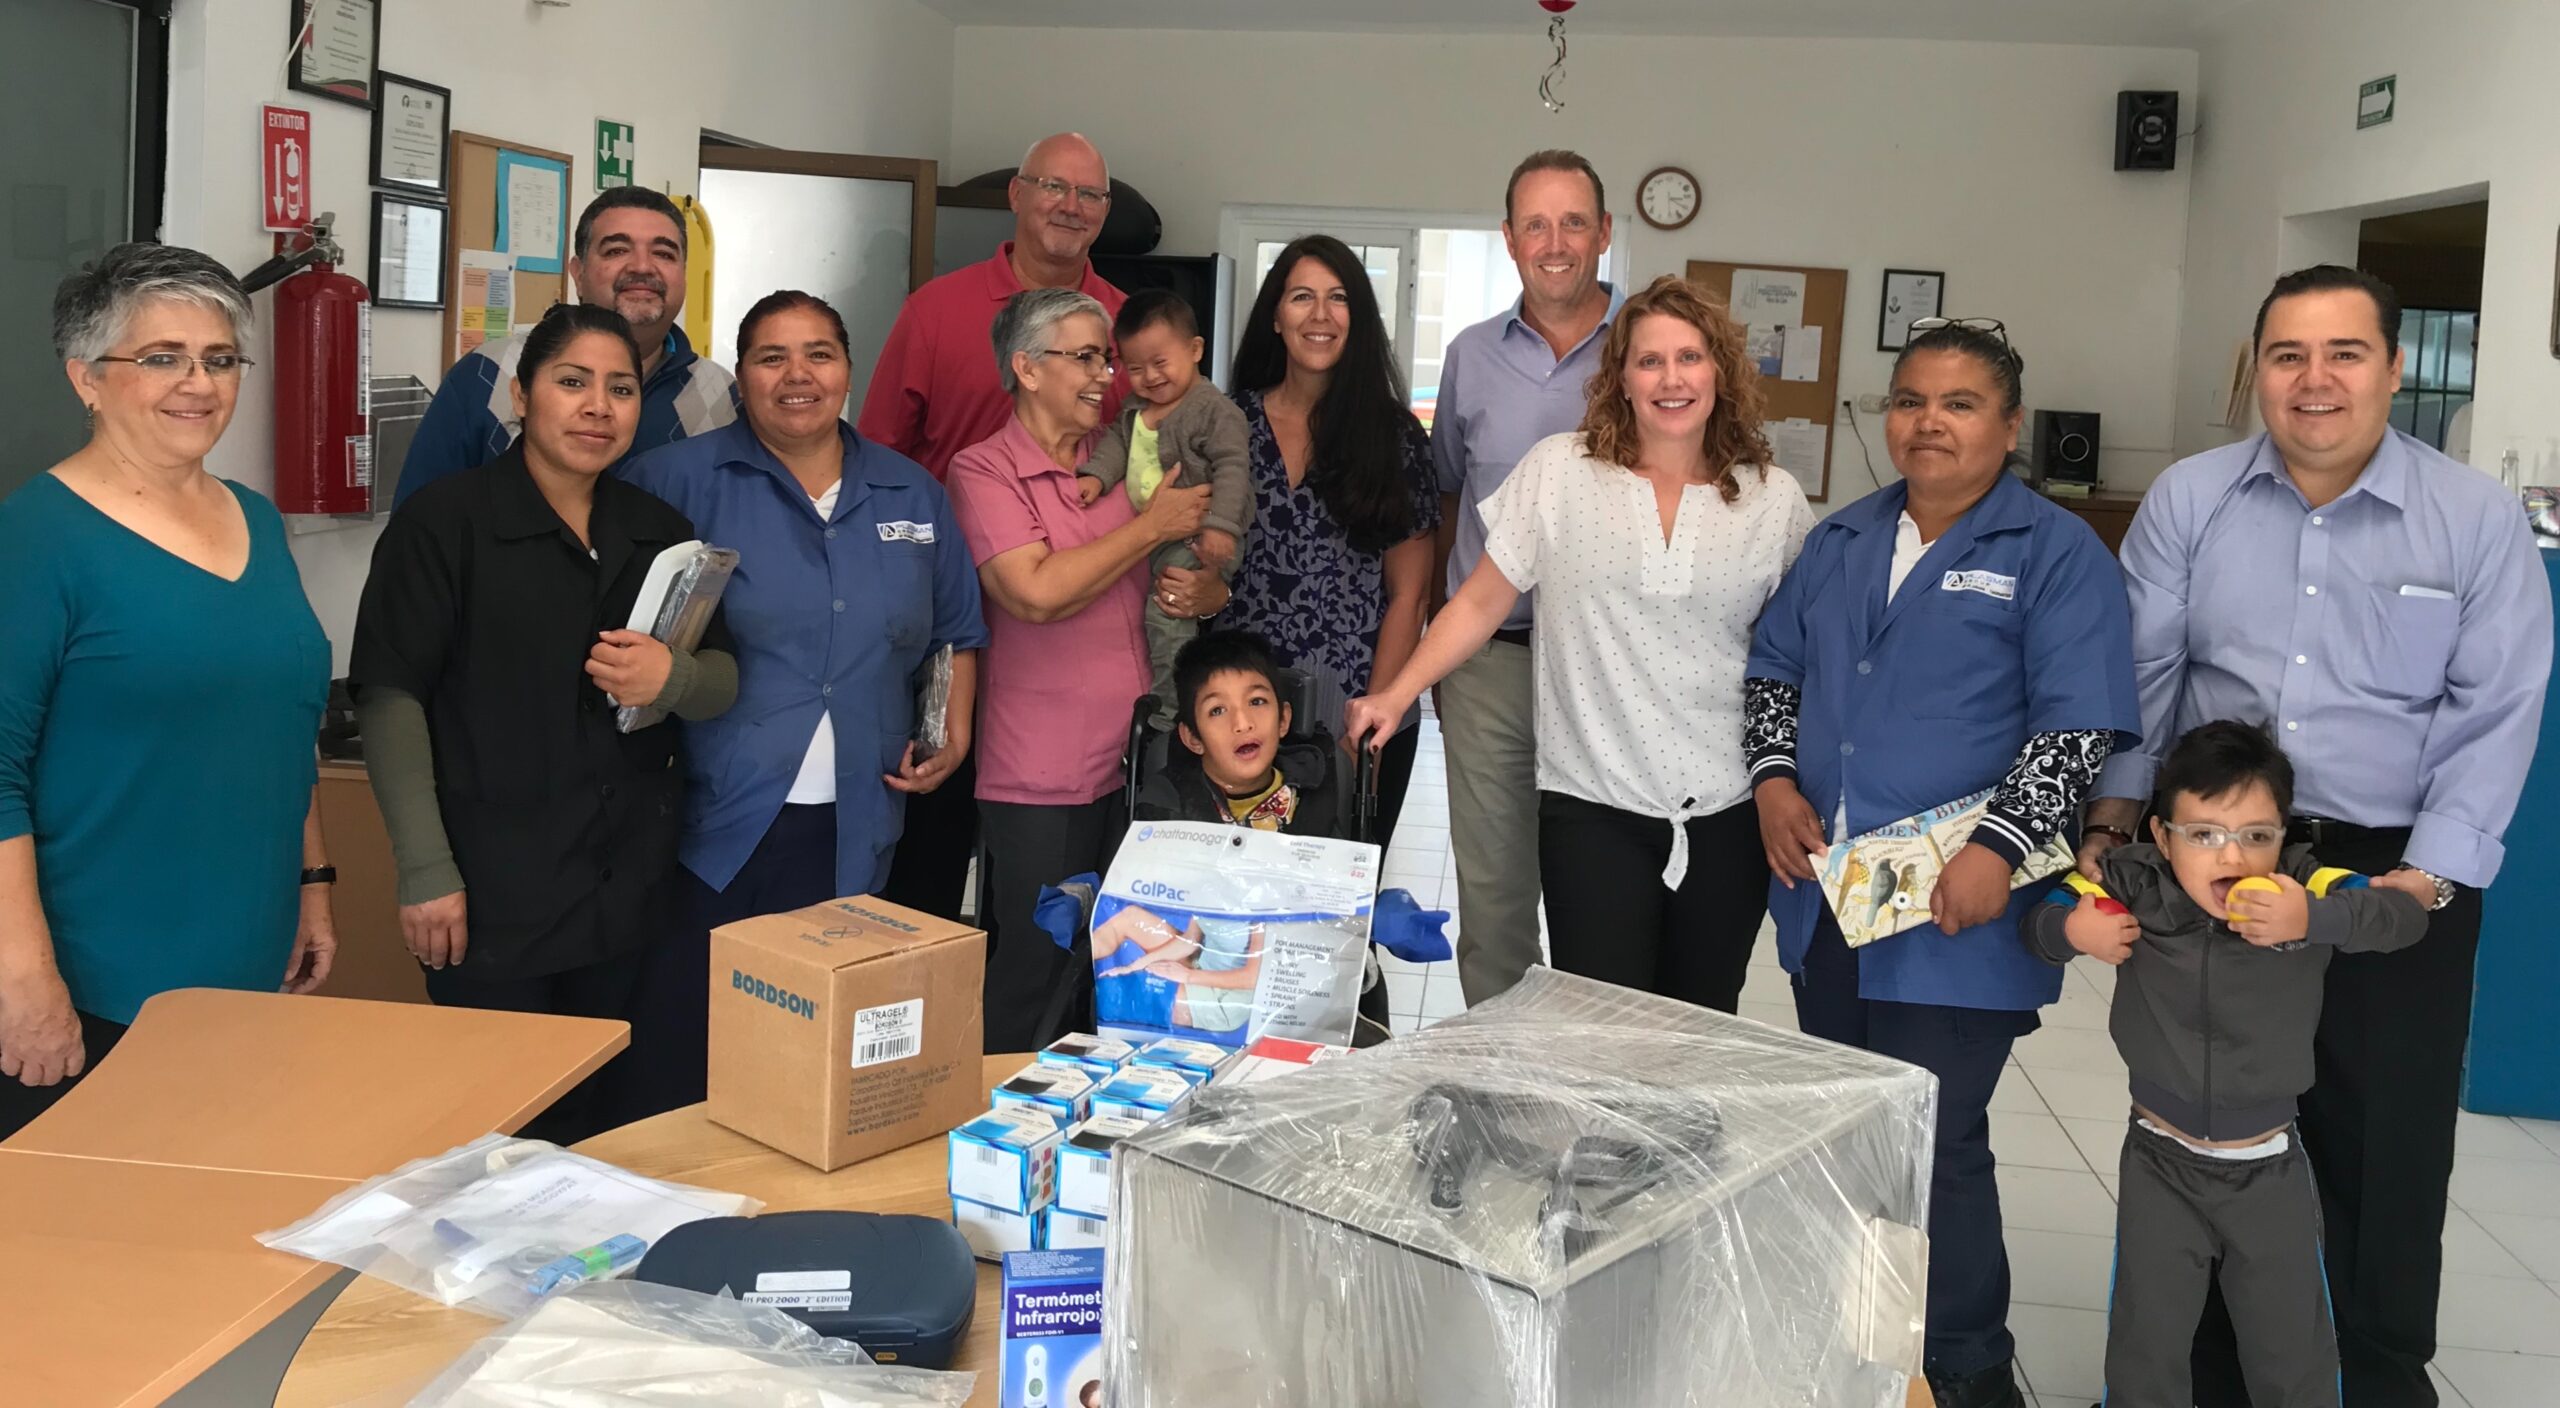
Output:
top-left (0, 244), bottom-right (338, 1139)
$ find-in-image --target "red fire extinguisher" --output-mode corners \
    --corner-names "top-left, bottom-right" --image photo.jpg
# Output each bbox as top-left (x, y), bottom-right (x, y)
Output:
top-left (247, 215), bottom-right (371, 515)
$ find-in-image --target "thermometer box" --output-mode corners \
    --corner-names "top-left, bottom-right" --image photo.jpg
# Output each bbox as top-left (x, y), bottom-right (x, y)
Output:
top-left (1001, 1249), bottom-right (1105, 1408)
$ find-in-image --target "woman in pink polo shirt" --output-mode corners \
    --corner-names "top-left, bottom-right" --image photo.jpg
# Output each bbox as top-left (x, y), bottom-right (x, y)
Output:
top-left (947, 288), bottom-right (1215, 1052)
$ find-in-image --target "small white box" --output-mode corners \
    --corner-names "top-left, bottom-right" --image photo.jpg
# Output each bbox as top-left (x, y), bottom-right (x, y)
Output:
top-left (991, 1062), bottom-right (1095, 1126)
top-left (948, 1104), bottom-right (1062, 1214)
top-left (1131, 1038), bottom-right (1230, 1083)
top-left (1090, 1065), bottom-right (1198, 1124)
top-left (1045, 1208), bottom-right (1108, 1251)
top-left (1038, 1033), bottom-right (1135, 1081)
top-left (952, 1197), bottom-right (1038, 1261)
top-left (1058, 1114), bottom-right (1148, 1219)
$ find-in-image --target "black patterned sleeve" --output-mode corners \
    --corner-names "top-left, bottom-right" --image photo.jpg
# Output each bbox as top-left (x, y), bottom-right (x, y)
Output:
top-left (1972, 729), bottom-right (2117, 866)
top-left (1744, 677), bottom-right (1802, 786)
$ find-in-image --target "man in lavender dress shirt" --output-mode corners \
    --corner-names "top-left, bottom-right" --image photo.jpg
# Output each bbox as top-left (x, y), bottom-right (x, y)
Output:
top-left (1428, 150), bottom-right (1624, 1006)
top-left (2080, 265), bottom-right (2551, 1408)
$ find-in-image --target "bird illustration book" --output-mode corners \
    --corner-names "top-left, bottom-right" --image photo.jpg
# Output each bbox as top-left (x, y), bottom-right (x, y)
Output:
top-left (1817, 788), bottom-right (2077, 947)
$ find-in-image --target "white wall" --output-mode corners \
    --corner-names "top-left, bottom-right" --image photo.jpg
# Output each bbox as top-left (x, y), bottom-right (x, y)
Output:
top-left (2175, 0), bottom-right (2559, 477)
top-left (951, 28), bottom-right (2198, 497)
top-left (163, 0), bottom-right (956, 668)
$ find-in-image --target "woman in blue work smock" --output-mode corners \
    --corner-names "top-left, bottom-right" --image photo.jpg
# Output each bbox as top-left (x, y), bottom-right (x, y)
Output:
top-left (620, 291), bottom-right (989, 1120)
top-left (1743, 320), bottom-right (2137, 1408)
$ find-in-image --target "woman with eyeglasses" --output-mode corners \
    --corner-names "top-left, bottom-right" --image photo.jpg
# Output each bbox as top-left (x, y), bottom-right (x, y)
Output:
top-left (0, 244), bottom-right (337, 1137)
top-left (1742, 317), bottom-right (2139, 1408)
top-left (946, 287), bottom-right (1212, 1052)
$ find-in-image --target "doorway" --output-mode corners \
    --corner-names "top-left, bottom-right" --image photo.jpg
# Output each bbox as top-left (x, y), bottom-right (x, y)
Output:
top-left (2357, 198), bottom-right (2486, 455)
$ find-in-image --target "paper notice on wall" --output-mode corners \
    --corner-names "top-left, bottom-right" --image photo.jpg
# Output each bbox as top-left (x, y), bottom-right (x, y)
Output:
top-left (1732, 268), bottom-right (1809, 377)
top-left (1782, 325), bottom-right (1824, 382)
top-left (1770, 417), bottom-right (1829, 482)
top-left (456, 249), bottom-right (515, 359)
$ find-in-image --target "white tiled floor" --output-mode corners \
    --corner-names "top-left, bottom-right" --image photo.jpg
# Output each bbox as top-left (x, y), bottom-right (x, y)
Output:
top-left (1381, 718), bottom-right (2560, 1408)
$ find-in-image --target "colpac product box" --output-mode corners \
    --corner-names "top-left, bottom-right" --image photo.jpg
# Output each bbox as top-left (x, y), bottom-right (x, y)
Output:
top-left (709, 895), bottom-right (986, 1171)
top-left (1001, 1249), bottom-right (1105, 1408)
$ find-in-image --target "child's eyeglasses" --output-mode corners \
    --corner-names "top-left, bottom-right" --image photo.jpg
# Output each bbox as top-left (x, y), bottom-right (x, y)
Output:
top-left (2158, 821), bottom-right (2285, 850)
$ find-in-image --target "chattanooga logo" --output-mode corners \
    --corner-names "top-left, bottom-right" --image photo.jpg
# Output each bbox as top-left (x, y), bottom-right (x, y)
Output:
top-left (1129, 878), bottom-right (1187, 902)
top-left (731, 969), bottom-right (816, 1018)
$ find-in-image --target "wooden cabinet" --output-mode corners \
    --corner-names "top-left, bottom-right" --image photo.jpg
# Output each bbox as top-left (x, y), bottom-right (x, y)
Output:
top-left (314, 761), bottom-right (428, 1005)
top-left (2050, 491), bottom-right (2144, 555)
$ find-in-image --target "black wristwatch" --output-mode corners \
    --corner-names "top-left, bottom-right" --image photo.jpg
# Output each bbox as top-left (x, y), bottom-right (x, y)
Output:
top-left (300, 865), bottom-right (338, 887)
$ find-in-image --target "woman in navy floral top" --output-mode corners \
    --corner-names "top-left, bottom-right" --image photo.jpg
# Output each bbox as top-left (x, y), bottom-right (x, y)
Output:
top-left (1225, 235), bottom-right (1441, 850)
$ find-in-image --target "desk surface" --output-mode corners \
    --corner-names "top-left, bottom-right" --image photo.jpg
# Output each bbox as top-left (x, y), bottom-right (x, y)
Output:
top-left (277, 1054), bottom-right (1021, 1407)
top-left (281, 1053), bottom-right (1934, 1408)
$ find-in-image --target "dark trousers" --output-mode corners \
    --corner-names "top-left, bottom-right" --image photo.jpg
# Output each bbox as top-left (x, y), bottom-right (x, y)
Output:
top-left (880, 753), bottom-right (979, 922)
top-left (1536, 792), bottom-right (1768, 1012)
top-left (1795, 912), bottom-right (2039, 1379)
top-left (980, 793), bottom-right (1128, 1054)
top-left (2193, 822), bottom-right (2479, 1408)
top-left (627, 803), bottom-right (838, 1124)
top-left (2112, 1117), bottom-right (2339, 1408)
top-left (1352, 726), bottom-right (1420, 1045)
top-left (0, 1008), bottom-right (128, 1141)
top-left (423, 958), bottom-right (645, 1145)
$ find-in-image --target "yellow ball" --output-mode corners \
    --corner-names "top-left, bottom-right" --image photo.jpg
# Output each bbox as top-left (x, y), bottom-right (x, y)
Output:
top-left (2227, 875), bottom-right (2283, 923)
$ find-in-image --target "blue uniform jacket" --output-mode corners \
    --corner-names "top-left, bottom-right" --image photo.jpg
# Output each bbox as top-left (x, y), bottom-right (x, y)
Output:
top-left (396, 328), bottom-right (738, 509)
top-left (1747, 471), bottom-right (2139, 1009)
top-left (620, 420), bottom-right (989, 898)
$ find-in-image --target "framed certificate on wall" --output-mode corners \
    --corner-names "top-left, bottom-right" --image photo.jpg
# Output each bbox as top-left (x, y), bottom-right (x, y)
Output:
top-left (371, 72), bottom-right (450, 197)
top-left (287, 0), bottom-right (380, 109)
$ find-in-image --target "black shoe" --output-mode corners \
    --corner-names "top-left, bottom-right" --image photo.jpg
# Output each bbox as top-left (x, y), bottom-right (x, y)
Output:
top-left (1925, 1361), bottom-right (2025, 1408)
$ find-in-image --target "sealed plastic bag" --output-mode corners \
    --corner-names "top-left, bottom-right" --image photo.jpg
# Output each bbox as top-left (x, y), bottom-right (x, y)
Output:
top-left (408, 1280), bottom-right (976, 1407)
top-left (1107, 969), bottom-right (1938, 1407)
top-left (615, 542), bottom-right (739, 734)
top-left (260, 1135), bottom-right (761, 1319)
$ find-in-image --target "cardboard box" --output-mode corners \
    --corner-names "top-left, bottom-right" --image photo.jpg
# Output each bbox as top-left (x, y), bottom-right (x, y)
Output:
top-left (1057, 1113), bottom-right (1148, 1219)
top-left (709, 895), bottom-right (986, 1171)
top-left (1044, 1208), bottom-right (1108, 1251)
top-left (950, 1104), bottom-right (1064, 1215)
top-left (1001, 1250), bottom-right (1105, 1408)
top-left (953, 1198), bottom-right (1039, 1261)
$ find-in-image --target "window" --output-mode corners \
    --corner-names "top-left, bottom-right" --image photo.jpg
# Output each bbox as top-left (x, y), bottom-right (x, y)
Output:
top-left (1, 0), bottom-right (168, 500)
top-left (2390, 308), bottom-right (2474, 451)
top-left (1223, 205), bottom-right (1625, 427)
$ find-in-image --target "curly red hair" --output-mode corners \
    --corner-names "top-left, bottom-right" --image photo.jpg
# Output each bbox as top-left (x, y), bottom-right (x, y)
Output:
top-left (1575, 275), bottom-right (1773, 502)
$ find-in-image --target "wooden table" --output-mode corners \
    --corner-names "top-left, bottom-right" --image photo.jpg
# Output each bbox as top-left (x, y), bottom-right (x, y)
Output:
top-left (277, 1054), bottom-right (1021, 1407)
top-left (0, 990), bottom-right (624, 1408)
top-left (281, 1051), bottom-right (1933, 1407)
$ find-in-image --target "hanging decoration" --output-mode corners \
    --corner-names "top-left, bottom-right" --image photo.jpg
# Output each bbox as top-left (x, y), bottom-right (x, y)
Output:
top-left (1537, 0), bottom-right (1575, 113)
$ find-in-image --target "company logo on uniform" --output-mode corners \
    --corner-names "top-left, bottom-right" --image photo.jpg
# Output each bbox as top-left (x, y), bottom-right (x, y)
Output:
top-left (732, 969), bottom-right (816, 1018)
top-left (1941, 569), bottom-right (2018, 601)
top-left (877, 520), bottom-right (937, 544)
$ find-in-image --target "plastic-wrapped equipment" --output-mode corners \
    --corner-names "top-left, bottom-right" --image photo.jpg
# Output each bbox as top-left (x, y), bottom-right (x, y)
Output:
top-left (1103, 969), bottom-right (1939, 1408)
top-left (259, 1135), bottom-right (760, 1320)
top-left (615, 541), bottom-right (739, 734)
top-left (406, 1280), bottom-right (976, 1406)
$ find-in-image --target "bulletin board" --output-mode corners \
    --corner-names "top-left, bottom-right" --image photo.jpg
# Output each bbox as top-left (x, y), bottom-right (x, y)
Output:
top-left (1688, 259), bottom-right (1849, 502)
top-left (439, 131), bottom-right (576, 372)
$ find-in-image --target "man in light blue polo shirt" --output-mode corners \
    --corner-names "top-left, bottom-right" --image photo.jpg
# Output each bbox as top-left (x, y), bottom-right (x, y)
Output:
top-left (1428, 150), bottom-right (1622, 1006)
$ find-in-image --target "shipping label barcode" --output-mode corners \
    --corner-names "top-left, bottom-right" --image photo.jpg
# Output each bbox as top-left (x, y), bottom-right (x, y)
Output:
top-left (856, 1032), bottom-right (920, 1065)
top-left (851, 997), bottom-right (924, 1068)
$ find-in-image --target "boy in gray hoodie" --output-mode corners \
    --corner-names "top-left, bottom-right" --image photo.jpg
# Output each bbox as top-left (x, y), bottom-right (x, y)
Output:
top-left (2027, 721), bottom-right (2426, 1408)
top-left (1077, 290), bottom-right (1253, 726)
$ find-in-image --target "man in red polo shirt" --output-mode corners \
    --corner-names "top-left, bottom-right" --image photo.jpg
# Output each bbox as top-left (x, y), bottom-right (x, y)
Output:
top-left (860, 132), bottom-right (1128, 480)
top-left (859, 131), bottom-right (1128, 923)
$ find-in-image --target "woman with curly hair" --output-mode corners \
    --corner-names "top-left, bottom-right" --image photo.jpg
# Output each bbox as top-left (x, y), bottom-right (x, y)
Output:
top-left (1347, 275), bottom-right (1814, 1010)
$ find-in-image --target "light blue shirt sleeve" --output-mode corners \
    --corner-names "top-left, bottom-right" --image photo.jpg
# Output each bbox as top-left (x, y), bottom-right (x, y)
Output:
top-left (1429, 342), bottom-right (1467, 497)
top-left (2405, 508), bottom-right (2553, 884)
top-left (2094, 471), bottom-right (2196, 804)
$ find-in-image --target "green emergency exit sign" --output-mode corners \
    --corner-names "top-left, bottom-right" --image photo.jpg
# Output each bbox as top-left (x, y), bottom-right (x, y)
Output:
top-left (2358, 77), bottom-right (2395, 130)
top-left (596, 119), bottom-right (634, 188)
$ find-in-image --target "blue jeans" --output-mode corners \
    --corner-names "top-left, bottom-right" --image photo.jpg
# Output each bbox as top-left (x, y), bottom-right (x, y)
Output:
top-left (1794, 912), bottom-right (2040, 1379)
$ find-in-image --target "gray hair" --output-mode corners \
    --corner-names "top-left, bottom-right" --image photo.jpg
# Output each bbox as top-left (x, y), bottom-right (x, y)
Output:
top-left (992, 287), bottom-right (1109, 395)
top-left (52, 242), bottom-right (253, 363)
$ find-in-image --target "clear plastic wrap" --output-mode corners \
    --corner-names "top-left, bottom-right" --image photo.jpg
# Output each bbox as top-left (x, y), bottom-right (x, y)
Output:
top-left (258, 1135), bottom-right (761, 1319)
top-left (406, 1281), bottom-right (977, 1406)
top-left (910, 643), bottom-right (954, 763)
top-left (616, 542), bottom-right (739, 734)
top-left (1103, 968), bottom-right (1939, 1408)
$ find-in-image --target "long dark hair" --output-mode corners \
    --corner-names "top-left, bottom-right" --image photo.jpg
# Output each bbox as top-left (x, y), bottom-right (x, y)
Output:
top-left (1232, 235), bottom-right (1418, 553)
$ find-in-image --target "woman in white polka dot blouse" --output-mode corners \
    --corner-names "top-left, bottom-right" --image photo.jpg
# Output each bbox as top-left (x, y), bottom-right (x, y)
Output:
top-left (1347, 275), bottom-right (1816, 1012)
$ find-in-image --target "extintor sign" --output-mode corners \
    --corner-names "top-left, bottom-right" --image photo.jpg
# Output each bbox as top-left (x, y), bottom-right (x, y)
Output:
top-left (262, 105), bottom-right (311, 231)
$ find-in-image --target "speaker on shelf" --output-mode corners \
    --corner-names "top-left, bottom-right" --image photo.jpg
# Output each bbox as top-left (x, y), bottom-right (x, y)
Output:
top-left (2033, 410), bottom-right (2102, 486)
top-left (2115, 90), bottom-right (2179, 171)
